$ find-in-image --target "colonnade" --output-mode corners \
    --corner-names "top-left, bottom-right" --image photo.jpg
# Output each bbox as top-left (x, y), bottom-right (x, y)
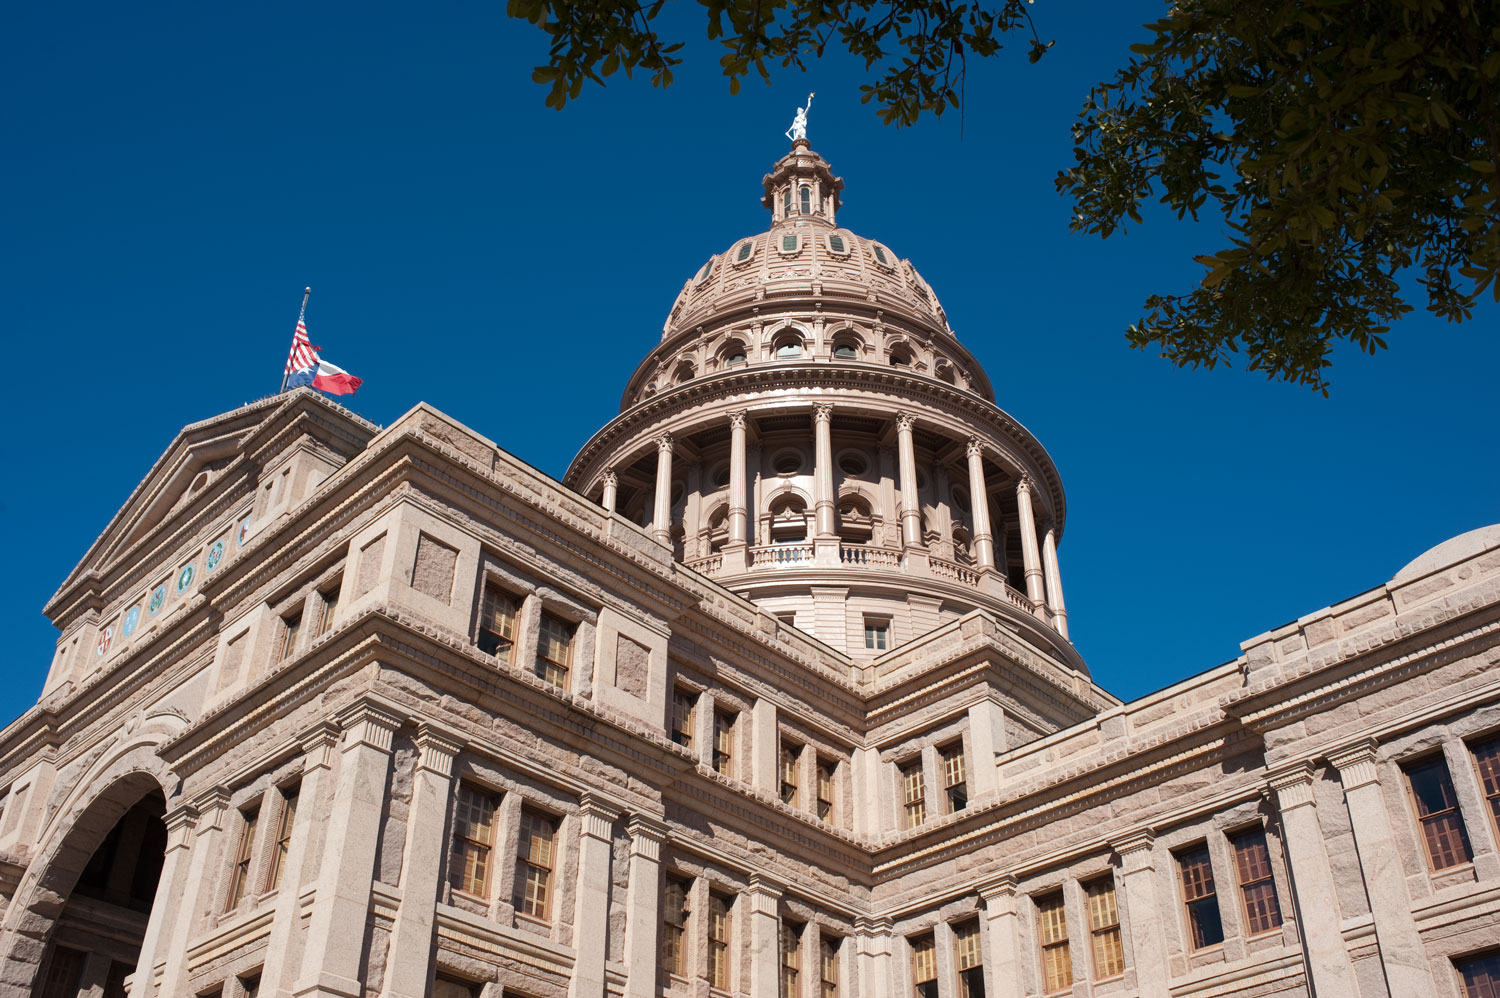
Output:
top-left (598, 404), bottom-right (1069, 639)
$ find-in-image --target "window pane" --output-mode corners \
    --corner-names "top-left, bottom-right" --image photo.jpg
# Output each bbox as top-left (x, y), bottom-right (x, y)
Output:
top-left (1177, 845), bottom-right (1224, 949)
top-left (536, 613), bottom-right (573, 688)
top-left (1230, 828), bottom-right (1283, 934)
top-left (829, 235), bottom-right (845, 253)
top-left (1086, 877), bottom-right (1124, 978)
top-left (1475, 737), bottom-right (1500, 830)
top-left (1405, 757), bottom-right (1474, 870)
top-left (1458, 949), bottom-right (1500, 998)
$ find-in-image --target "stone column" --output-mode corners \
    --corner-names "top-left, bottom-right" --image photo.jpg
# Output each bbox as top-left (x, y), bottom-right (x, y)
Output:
top-left (747, 874), bottom-right (783, 998)
top-left (896, 413), bottom-right (922, 549)
top-left (652, 433), bottom-right (674, 547)
top-left (979, 876), bottom-right (1021, 998)
top-left (813, 404), bottom-right (836, 539)
top-left (752, 699), bottom-right (779, 796)
top-left (1113, 831), bottom-right (1169, 998)
top-left (728, 411), bottom-right (749, 546)
top-left (568, 793), bottom-right (622, 998)
top-left (1328, 740), bottom-right (1438, 998)
top-left (155, 790), bottom-right (232, 998)
top-left (965, 438), bottom-right (996, 571)
top-left (601, 470), bottom-right (618, 514)
top-left (623, 816), bottom-right (666, 998)
top-left (266, 724), bottom-right (340, 998)
top-left (293, 701), bottom-right (402, 998)
top-left (379, 724), bottom-right (463, 998)
top-left (1014, 475), bottom-right (1045, 606)
top-left (1041, 524), bottom-right (1069, 639)
top-left (124, 804), bottom-right (197, 998)
top-left (855, 917), bottom-right (894, 998)
top-left (1267, 762), bottom-right (1357, 998)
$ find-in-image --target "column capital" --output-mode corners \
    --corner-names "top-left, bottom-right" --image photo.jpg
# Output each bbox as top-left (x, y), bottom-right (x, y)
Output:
top-left (656, 432), bottom-right (674, 452)
top-left (601, 468), bottom-right (618, 488)
top-left (966, 436), bottom-right (984, 460)
top-left (854, 915), bottom-right (894, 935)
top-left (414, 723), bottom-right (463, 777)
top-left (300, 721), bottom-right (342, 771)
top-left (1329, 738), bottom-right (1380, 789)
top-left (193, 787), bottom-right (234, 831)
top-left (163, 803), bottom-right (199, 851)
top-left (627, 814), bottom-right (668, 859)
top-left (1111, 829), bottom-right (1157, 870)
top-left (895, 412), bottom-right (916, 433)
top-left (1267, 760), bottom-right (1318, 810)
top-left (977, 874), bottom-right (1018, 909)
top-left (748, 872), bottom-right (785, 900)
top-left (728, 410), bottom-right (749, 431)
top-left (813, 402), bottom-right (834, 424)
top-left (1016, 473), bottom-right (1036, 495)
top-left (579, 791), bottom-right (622, 842)
top-left (336, 700), bottom-right (403, 753)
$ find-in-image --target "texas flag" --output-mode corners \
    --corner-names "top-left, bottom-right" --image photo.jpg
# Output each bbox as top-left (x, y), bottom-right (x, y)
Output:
top-left (283, 318), bottom-right (363, 395)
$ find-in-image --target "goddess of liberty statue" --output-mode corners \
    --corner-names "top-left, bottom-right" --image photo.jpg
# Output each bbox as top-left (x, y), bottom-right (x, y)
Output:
top-left (786, 93), bottom-right (815, 141)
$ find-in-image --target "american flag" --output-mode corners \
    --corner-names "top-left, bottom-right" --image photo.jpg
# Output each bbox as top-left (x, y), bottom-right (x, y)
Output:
top-left (284, 318), bottom-right (319, 375)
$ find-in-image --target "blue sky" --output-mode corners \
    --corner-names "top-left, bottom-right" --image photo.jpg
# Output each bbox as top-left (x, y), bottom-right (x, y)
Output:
top-left (3, 0), bottom-right (1496, 726)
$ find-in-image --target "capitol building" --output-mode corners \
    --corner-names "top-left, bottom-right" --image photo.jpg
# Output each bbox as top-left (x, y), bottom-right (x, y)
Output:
top-left (2, 140), bottom-right (1498, 998)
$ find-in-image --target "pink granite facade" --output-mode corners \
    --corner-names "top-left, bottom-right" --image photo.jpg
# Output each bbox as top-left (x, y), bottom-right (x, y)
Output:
top-left (1, 144), bottom-right (1498, 998)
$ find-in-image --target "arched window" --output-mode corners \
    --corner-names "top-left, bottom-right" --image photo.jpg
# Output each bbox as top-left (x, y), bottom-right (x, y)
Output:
top-left (674, 360), bottom-right (696, 384)
top-left (936, 363), bottom-right (957, 384)
top-left (889, 345), bottom-right (913, 368)
top-left (720, 339), bottom-right (747, 367)
top-left (836, 495), bottom-right (875, 545)
top-left (773, 332), bottom-right (803, 359)
top-left (705, 504), bottom-right (730, 554)
top-left (833, 342), bottom-right (858, 360)
top-left (768, 494), bottom-right (810, 543)
top-left (783, 189), bottom-right (792, 216)
top-left (800, 186), bottom-right (812, 214)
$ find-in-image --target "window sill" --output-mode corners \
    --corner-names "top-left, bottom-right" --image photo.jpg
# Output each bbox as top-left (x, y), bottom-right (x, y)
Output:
top-left (515, 911), bottom-right (552, 930)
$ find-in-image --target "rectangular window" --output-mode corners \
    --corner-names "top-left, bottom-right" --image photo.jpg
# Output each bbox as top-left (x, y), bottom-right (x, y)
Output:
top-left (782, 920), bottom-right (804, 996)
top-left (817, 757), bottom-right (836, 821)
top-left (1036, 892), bottom-right (1072, 993)
top-left (279, 612), bottom-right (302, 662)
top-left (449, 783), bottom-right (498, 897)
top-left (864, 619), bottom-right (889, 651)
top-left (910, 934), bottom-right (938, 998)
top-left (820, 934), bottom-right (841, 998)
top-left (941, 742), bottom-right (968, 813)
top-left (266, 784), bottom-right (299, 891)
top-left (238, 975), bottom-right (260, 998)
top-left (781, 741), bottom-right (802, 806)
top-left (515, 808), bottom-right (557, 919)
top-left (1177, 844), bottom-right (1225, 949)
top-left (317, 586), bottom-right (340, 636)
top-left (1470, 736), bottom-right (1500, 836)
top-left (955, 920), bottom-right (986, 998)
top-left (477, 583), bottom-right (518, 661)
top-left (1085, 876), bottom-right (1124, 979)
top-left (1405, 755), bottom-right (1474, 871)
top-left (671, 689), bottom-right (697, 750)
top-left (535, 613), bottom-right (573, 688)
top-left (901, 761), bottom-right (926, 828)
top-left (663, 875), bottom-right (692, 977)
top-left (1229, 827), bottom-right (1283, 934)
top-left (1458, 949), bottom-right (1500, 998)
top-left (227, 805), bottom-right (260, 909)
top-left (708, 892), bottom-right (733, 989)
top-left (713, 710), bottom-right (737, 777)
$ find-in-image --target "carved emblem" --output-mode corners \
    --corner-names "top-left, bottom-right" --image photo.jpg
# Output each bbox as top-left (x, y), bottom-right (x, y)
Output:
top-left (148, 585), bottom-right (166, 615)
top-left (121, 605), bottom-right (140, 638)
top-left (206, 539), bottom-right (225, 571)
top-left (96, 626), bottom-right (113, 658)
top-left (176, 562), bottom-right (195, 594)
top-left (237, 516), bottom-right (252, 546)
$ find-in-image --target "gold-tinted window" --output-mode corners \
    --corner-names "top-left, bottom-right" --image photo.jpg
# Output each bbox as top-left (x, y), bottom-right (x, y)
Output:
top-left (817, 758), bottom-right (836, 822)
top-left (514, 808), bottom-right (557, 919)
top-left (279, 612), bottom-right (302, 662)
top-left (227, 806), bottom-right (260, 910)
top-left (954, 920), bottom-right (984, 998)
top-left (1037, 892), bottom-right (1072, 993)
top-left (449, 784), bottom-right (498, 897)
top-left (1458, 949), bottom-right (1500, 998)
top-left (1474, 736), bottom-right (1500, 834)
top-left (941, 742), bottom-right (967, 812)
top-left (820, 934), bottom-right (841, 998)
top-left (478, 584), bottom-right (517, 661)
top-left (781, 742), bottom-right (802, 806)
top-left (708, 892), bottom-right (733, 989)
top-left (671, 689), bottom-right (697, 750)
top-left (782, 920), bottom-right (804, 995)
top-left (1229, 827), bottom-right (1284, 935)
top-left (713, 710), bottom-right (737, 777)
top-left (536, 613), bottom-right (573, 688)
top-left (663, 875), bottom-right (692, 976)
top-left (267, 784), bottom-right (299, 891)
top-left (1085, 876), bottom-right (1125, 979)
top-left (910, 934), bottom-right (937, 998)
top-left (901, 761), bottom-right (926, 828)
top-left (317, 586), bottom-right (340, 635)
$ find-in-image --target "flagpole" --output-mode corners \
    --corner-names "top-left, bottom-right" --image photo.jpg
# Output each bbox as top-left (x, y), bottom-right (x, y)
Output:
top-left (279, 286), bottom-right (312, 394)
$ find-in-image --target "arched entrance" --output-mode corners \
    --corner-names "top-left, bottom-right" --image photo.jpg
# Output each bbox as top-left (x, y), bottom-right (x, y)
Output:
top-left (2, 771), bottom-right (171, 998)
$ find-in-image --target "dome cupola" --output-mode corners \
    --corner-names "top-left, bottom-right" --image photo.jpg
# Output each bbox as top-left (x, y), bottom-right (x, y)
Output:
top-left (762, 138), bottom-right (844, 227)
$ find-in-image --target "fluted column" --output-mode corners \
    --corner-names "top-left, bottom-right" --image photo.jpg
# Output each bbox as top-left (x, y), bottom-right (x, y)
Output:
top-left (965, 438), bottom-right (996, 570)
top-left (293, 701), bottom-right (401, 998)
top-left (1113, 831), bottom-right (1169, 998)
top-left (728, 411), bottom-right (749, 546)
top-left (1014, 475), bottom-right (1045, 605)
top-left (1267, 762), bottom-right (1357, 997)
top-left (747, 874), bottom-right (783, 998)
top-left (1329, 740), bottom-right (1438, 998)
top-left (1041, 524), bottom-right (1069, 638)
top-left (813, 404), bottom-right (835, 538)
top-left (652, 434), bottom-right (674, 546)
top-left (978, 876), bottom-right (1021, 998)
top-left (623, 816), bottom-right (666, 998)
top-left (896, 413), bottom-right (922, 549)
top-left (601, 470), bottom-right (618, 514)
top-left (266, 724), bottom-right (340, 998)
top-left (380, 724), bottom-right (462, 998)
top-left (124, 804), bottom-right (197, 998)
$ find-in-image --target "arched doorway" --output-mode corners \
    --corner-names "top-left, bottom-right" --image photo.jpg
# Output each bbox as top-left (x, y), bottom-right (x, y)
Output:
top-left (5, 774), bottom-right (170, 998)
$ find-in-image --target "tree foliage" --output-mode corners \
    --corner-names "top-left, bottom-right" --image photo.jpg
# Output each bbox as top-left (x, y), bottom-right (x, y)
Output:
top-left (1057, 0), bottom-right (1500, 392)
top-left (505, 0), bottom-right (1050, 126)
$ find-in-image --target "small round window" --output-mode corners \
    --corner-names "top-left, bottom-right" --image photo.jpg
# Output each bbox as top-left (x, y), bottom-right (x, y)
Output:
top-left (828, 234), bottom-right (846, 254)
top-left (838, 452), bottom-right (868, 476)
top-left (772, 450), bottom-right (804, 475)
top-left (737, 241), bottom-right (754, 262)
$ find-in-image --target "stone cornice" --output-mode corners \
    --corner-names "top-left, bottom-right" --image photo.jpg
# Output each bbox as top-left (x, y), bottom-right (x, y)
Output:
top-left (566, 364), bottom-right (1067, 532)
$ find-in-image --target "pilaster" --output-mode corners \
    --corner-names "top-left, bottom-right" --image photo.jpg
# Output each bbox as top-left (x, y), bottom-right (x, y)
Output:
top-left (1112, 830), bottom-right (1169, 998)
top-left (266, 723), bottom-right (341, 998)
top-left (569, 793), bottom-right (622, 998)
top-left (747, 874), bottom-right (784, 998)
top-left (623, 816), bottom-right (667, 998)
top-left (978, 876), bottom-right (1021, 998)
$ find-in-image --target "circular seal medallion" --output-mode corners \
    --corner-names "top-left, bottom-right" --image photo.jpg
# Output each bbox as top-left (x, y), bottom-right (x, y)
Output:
top-left (122, 605), bottom-right (140, 637)
top-left (176, 563), bottom-right (195, 594)
top-left (97, 626), bottom-right (113, 657)
top-left (148, 585), bottom-right (166, 615)
top-left (206, 540), bottom-right (225, 571)
top-left (238, 516), bottom-right (252, 546)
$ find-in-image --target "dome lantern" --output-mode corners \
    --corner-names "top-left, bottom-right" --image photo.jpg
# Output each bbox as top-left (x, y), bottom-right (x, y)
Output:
top-left (762, 139), bottom-right (844, 227)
